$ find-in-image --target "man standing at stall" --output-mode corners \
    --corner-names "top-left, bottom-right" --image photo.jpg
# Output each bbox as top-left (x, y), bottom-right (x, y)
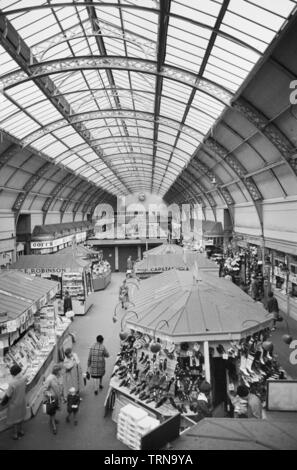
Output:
top-left (267, 291), bottom-right (280, 331)
top-left (63, 290), bottom-right (73, 316)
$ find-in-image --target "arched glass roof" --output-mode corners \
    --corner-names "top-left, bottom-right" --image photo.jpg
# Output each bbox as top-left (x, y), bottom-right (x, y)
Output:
top-left (0, 0), bottom-right (297, 197)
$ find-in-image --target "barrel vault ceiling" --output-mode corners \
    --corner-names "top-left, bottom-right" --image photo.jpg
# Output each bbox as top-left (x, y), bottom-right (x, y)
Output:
top-left (1, 0), bottom-right (297, 219)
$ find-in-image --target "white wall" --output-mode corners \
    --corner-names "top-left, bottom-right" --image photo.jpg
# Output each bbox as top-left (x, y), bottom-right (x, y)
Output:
top-left (263, 199), bottom-right (297, 243)
top-left (234, 203), bottom-right (262, 237)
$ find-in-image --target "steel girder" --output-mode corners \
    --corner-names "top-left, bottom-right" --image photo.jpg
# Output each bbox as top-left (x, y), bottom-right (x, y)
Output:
top-left (187, 159), bottom-right (235, 225)
top-left (42, 173), bottom-right (78, 224)
top-left (232, 98), bottom-right (297, 180)
top-left (0, 3), bottom-right (263, 57)
top-left (0, 16), bottom-right (130, 195)
top-left (151, 0), bottom-right (171, 192)
top-left (156, 0), bottom-right (230, 193)
top-left (73, 186), bottom-right (108, 220)
top-left (59, 180), bottom-right (96, 223)
top-left (12, 162), bottom-right (52, 223)
top-left (21, 110), bottom-right (203, 147)
top-left (203, 137), bottom-right (264, 234)
top-left (0, 144), bottom-right (19, 171)
top-left (178, 172), bottom-right (217, 221)
top-left (0, 57), bottom-right (233, 107)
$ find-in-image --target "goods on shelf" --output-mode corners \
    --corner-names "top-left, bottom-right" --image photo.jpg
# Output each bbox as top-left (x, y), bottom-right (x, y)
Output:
top-left (117, 404), bottom-right (159, 449)
top-left (92, 260), bottom-right (111, 277)
top-left (62, 272), bottom-right (85, 300)
top-left (0, 316), bottom-right (71, 400)
top-left (109, 333), bottom-right (207, 417)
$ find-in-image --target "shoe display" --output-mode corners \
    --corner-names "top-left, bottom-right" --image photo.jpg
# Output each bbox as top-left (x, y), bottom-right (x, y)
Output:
top-left (155, 396), bottom-right (167, 408)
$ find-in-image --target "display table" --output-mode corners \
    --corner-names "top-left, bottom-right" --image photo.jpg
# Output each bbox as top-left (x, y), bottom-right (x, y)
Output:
top-left (93, 270), bottom-right (111, 291)
top-left (0, 318), bottom-right (71, 432)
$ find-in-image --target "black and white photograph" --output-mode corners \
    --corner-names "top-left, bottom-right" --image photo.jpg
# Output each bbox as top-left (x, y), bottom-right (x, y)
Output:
top-left (0, 0), bottom-right (297, 455)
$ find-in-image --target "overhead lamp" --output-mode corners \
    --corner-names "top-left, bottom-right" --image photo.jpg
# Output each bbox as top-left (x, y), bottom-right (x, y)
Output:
top-left (150, 319), bottom-right (169, 353)
top-left (119, 310), bottom-right (138, 341)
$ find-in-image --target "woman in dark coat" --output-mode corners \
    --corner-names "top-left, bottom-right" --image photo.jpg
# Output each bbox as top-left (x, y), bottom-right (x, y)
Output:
top-left (87, 335), bottom-right (109, 394)
top-left (1, 364), bottom-right (27, 440)
top-left (63, 290), bottom-right (73, 315)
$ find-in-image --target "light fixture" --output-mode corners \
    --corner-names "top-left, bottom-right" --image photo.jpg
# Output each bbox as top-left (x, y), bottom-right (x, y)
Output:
top-left (150, 319), bottom-right (169, 353)
top-left (282, 334), bottom-right (293, 345)
top-left (119, 310), bottom-right (138, 341)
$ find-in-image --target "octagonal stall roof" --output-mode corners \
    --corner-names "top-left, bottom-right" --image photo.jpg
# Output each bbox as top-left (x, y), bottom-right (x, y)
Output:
top-left (126, 269), bottom-right (272, 342)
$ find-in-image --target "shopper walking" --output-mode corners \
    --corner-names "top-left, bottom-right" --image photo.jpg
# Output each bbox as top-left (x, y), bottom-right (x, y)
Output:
top-left (66, 387), bottom-right (81, 426)
top-left (127, 255), bottom-right (133, 271)
top-left (1, 364), bottom-right (27, 440)
top-left (119, 279), bottom-right (129, 309)
top-left (43, 364), bottom-right (64, 435)
top-left (267, 291), bottom-right (280, 331)
top-left (87, 335), bottom-right (110, 394)
top-left (63, 348), bottom-right (84, 396)
top-left (63, 290), bottom-right (73, 315)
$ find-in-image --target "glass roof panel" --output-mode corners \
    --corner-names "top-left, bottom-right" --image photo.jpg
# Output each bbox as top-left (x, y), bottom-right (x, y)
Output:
top-left (0, 1), bottom-right (296, 196)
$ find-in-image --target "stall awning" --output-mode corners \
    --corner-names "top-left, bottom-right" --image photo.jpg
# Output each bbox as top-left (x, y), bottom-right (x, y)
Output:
top-left (0, 270), bottom-right (59, 303)
top-left (9, 254), bottom-right (90, 273)
top-left (126, 270), bottom-right (272, 342)
top-left (32, 220), bottom-right (92, 239)
top-left (0, 292), bottom-right (32, 320)
top-left (171, 418), bottom-right (297, 450)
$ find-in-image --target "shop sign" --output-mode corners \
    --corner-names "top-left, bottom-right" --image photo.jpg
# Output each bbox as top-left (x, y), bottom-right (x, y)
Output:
top-left (289, 273), bottom-right (297, 285)
top-left (27, 267), bottom-right (65, 275)
top-left (31, 232), bottom-right (87, 250)
top-left (138, 266), bottom-right (184, 272)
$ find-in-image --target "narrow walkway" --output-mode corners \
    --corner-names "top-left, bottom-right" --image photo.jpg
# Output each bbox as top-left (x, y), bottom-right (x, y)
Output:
top-left (0, 273), bottom-right (128, 450)
top-left (270, 312), bottom-right (297, 380)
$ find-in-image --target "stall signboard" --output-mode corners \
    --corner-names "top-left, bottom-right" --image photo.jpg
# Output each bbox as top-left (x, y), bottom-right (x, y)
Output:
top-left (26, 267), bottom-right (66, 276)
top-left (289, 273), bottom-right (297, 285)
top-left (137, 266), bottom-right (186, 273)
top-left (31, 232), bottom-right (87, 250)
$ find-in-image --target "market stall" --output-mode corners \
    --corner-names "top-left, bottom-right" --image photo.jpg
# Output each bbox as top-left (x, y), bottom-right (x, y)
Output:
top-left (57, 244), bottom-right (111, 291)
top-left (135, 243), bottom-right (218, 277)
top-left (91, 259), bottom-right (112, 291)
top-left (0, 271), bottom-right (71, 431)
top-left (105, 269), bottom-right (285, 434)
top-left (9, 254), bottom-right (93, 315)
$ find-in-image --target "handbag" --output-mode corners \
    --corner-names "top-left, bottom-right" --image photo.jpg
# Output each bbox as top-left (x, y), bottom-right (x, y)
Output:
top-left (44, 396), bottom-right (58, 415)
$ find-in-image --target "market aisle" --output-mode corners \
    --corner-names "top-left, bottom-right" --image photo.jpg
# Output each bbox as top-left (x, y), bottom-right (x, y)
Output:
top-left (0, 273), bottom-right (128, 450)
top-left (270, 313), bottom-right (297, 380)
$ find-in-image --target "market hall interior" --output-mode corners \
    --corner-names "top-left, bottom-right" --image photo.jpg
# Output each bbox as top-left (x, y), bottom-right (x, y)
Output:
top-left (1, 0), bottom-right (297, 451)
